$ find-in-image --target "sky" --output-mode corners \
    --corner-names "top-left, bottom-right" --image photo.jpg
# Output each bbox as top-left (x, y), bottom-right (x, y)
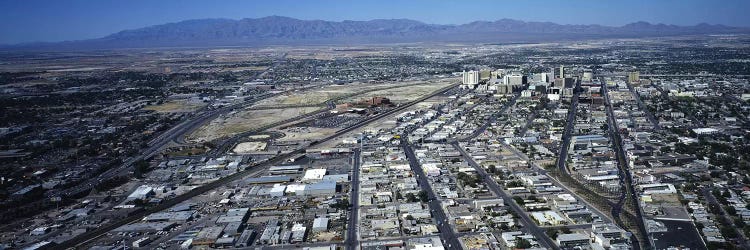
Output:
top-left (1, 0), bottom-right (749, 44)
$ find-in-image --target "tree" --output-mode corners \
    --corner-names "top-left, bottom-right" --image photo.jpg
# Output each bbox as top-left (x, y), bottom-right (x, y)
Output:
top-left (547, 228), bottom-right (559, 239)
top-left (406, 193), bottom-right (417, 202)
top-left (515, 237), bottom-right (532, 249)
top-left (133, 159), bottom-right (150, 178)
top-left (488, 165), bottom-right (497, 174)
top-left (727, 206), bottom-right (737, 216)
top-left (418, 190), bottom-right (429, 202)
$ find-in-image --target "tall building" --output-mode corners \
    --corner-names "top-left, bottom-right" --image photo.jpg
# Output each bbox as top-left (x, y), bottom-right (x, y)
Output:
top-left (559, 66), bottom-right (565, 78)
top-left (582, 71), bottom-right (593, 82)
top-left (503, 73), bottom-right (526, 86)
top-left (628, 71), bottom-right (640, 83)
top-left (462, 70), bottom-right (479, 86)
top-left (538, 72), bottom-right (549, 83)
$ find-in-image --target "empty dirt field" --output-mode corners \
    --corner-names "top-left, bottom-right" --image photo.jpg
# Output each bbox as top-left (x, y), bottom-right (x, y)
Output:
top-left (342, 78), bottom-right (456, 103)
top-left (187, 106), bottom-right (321, 143)
top-left (143, 100), bottom-right (206, 113)
top-left (233, 141), bottom-right (268, 154)
top-left (274, 127), bottom-right (339, 142)
top-left (252, 82), bottom-right (400, 107)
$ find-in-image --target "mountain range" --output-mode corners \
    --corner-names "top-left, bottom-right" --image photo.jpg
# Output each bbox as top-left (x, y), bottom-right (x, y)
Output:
top-left (7, 16), bottom-right (750, 50)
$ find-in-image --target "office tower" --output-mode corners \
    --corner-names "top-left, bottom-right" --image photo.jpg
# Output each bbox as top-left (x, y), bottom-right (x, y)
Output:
top-left (462, 70), bottom-right (479, 86)
top-left (628, 71), bottom-right (640, 83)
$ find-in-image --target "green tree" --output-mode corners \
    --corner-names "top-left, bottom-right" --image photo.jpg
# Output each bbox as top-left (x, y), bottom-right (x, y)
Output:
top-left (515, 237), bottom-right (532, 249)
top-left (546, 228), bottom-right (559, 239)
top-left (418, 190), bottom-right (429, 202)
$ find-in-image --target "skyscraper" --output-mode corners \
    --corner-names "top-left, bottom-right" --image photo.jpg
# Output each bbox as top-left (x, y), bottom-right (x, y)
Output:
top-left (462, 70), bottom-right (479, 86)
top-left (559, 66), bottom-right (565, 79)
top-left (628, 71), bottom-right (640, 83)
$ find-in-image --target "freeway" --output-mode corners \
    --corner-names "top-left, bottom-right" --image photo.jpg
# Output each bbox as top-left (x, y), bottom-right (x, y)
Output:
top-left (46, 92), bottom-right (275, 198)
top-left (602, 77), bottom-right (648, 249)
top-left (401, 139), bottom-right (462, 250)
top-left (451, 141), bottom-right (557, 250)
top-left (55, 82), bottom-right (460, 249)
top-left (46, 52), bottom-right (290, 199)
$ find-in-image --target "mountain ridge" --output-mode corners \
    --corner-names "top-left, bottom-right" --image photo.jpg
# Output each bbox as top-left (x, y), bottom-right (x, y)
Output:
top-left (5, 16), bottom-right (749, 50)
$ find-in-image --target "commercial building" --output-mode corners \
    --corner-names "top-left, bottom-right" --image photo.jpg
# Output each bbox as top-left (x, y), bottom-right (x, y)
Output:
top-left (556, 233), bottom-right (590, 248)
top-left (628, 71), bottom-right (640, 83)
top-left (462, 70), bottom-right (480, 87)
top-left (313, 217), bottom-right (329, 232)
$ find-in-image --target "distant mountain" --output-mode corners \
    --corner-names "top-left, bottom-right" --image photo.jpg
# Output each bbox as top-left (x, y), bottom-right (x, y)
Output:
top-left (6, 16), bottom-right (749, 50)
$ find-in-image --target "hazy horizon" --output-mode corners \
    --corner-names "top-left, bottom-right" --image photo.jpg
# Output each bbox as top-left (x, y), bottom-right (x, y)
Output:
top-left (2, 0), bottom-right (750, 44)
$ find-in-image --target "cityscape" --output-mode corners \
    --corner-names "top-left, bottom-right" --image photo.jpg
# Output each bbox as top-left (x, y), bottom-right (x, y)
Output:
top-left (1, 1), bottom-right (750, 250)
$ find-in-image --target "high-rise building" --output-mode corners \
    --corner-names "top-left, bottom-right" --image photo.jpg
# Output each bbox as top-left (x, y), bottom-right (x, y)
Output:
top-left (462, 70), bottom-right (479, 86)
top-left (560, 66), bottom-right (565, 78)
top-left (628, 71), bottom-right (640, 83)
top-left (503, 72), bottom-right (526, 87)
top-left (539, 72), bottom-right (549, 83)
top-left (582, 71), bottom-right (593, 82)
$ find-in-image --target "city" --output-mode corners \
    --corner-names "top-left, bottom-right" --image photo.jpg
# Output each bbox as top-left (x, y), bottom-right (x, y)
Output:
top-left (1, 1), bottom-right (750, 250)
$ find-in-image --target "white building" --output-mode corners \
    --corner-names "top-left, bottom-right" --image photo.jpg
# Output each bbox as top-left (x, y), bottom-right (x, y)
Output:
top-left (462, 70), bottom-right (480, 87)
top-left (313, 218), bottom-right (329, 232)
top-left (302, 169), bottom-right (327, 182)
top-left (504, 73), bottom-right (526, 86)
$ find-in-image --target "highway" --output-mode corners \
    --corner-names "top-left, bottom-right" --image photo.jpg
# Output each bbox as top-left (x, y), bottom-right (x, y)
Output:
top-left (46, 51), bottom-right (291, 199)
top-left (402, 139), bottom-right (462, 250)
top-left (602, 77), bottom-right (648, 250)
top-left (46, 92), bottom-right (275, 198)
top-left (55, 83), bottom-right (460, 249)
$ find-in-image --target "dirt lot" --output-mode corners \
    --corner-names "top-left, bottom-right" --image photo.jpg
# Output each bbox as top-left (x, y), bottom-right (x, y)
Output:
top-left (143, 100), bottom-right (206, 113)
top-left (274, 127), bottom-right (339, 142)
top-left (233, 141), bottom-right (268, 153)
top-left (342, 79), bottom-right (456, 103)
top-left (187, 106), bottom-right (322, 143)
top-left (253, 79), bottom-right (454, 108)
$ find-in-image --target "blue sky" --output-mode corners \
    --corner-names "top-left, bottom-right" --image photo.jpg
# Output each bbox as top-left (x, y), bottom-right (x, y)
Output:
top-left (1, 0), bottom-right (749, 44)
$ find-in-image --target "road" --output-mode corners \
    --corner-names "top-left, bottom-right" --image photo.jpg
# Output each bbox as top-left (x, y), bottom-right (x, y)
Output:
top-left (344, 148), bottom-right (361, 250)
top-left (402, 139), bottom-right (462, 250)
top-left (625, 80), bottom-right (661, 130)
top-left (555, 82), bottom-right (580, 175)
top-left (451, 142), bottom-right (557, 250)
top-left (459, 86), bottom-right (525, 141)
top-left (602, 77), bottom-right (648, 249)
top-left (702, 188), bottom-right (750, 248)
top-left (55, 83), bottom-right (460, 249)
top-left (46, 52), bottom-right (291, 199)
top-left (497, 141), bottom-right (614, 225)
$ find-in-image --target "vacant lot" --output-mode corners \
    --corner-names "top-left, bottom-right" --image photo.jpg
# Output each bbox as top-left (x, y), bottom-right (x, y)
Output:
top-left (233, 141), bottom-right (268, 154)
top-left (187, 106), bottom-right (321, 143)
top-left (143, 100), bottom-right (206, 113)
top-left (343, 78), bottom-right (456, 103)
top-left (275, 127), bottom-right (339, 142)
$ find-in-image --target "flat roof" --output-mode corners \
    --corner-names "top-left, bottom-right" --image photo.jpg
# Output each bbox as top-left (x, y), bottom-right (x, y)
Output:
top-left (246, 176), bottom-right (291, 184)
